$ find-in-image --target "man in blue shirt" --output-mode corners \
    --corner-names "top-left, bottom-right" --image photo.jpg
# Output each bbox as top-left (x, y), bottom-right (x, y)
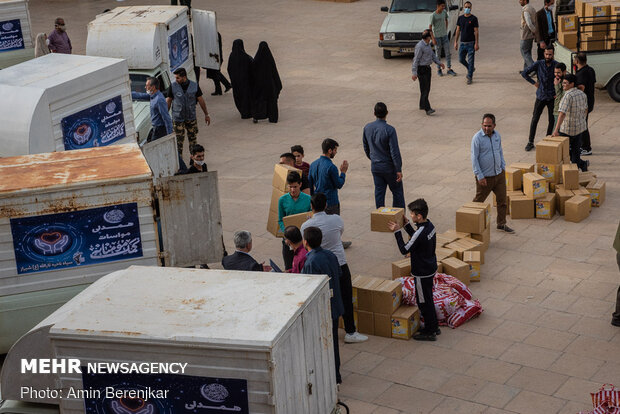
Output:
top-left (362, 102), bottom-right (405, 208)
top-left (131, 77), bottom-right (173, 142)
top-left (412, 30), bottom-right (445, 115)
top-left (522, 47), bottom-right (557, 151)
top-left (471, 113), bottom-right (514, 233)
top-left (301, 226), bottom-right (345, 383)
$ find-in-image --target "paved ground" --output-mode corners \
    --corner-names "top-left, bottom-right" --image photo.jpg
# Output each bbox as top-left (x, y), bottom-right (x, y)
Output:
top-left (28, 0), bottom-right (620, 412)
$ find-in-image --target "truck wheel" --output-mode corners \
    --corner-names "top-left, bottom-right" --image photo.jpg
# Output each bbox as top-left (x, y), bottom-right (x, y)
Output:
top-left (607, 74), bottom-right (620, 102)
top-left (383, 49), bottom-right (392, 59)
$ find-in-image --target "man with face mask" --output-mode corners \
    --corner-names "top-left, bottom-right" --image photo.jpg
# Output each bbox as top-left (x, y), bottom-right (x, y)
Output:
top-left (535, 0), bottom-right (556, 61)
top-left (454, 1), bottom-right (479, 85)
top-left (412, 30), bottom-right (445, 115)
top-left (131, 77), bottom-right (173, 142)
top-left (48, 17), bottom-right (71, 54)
top-left (187, 144), bottom-right (207, 173)
top-left (522, 46), bottom-right (557, 151)
top-left (166, 68), bottom-right (211, 156)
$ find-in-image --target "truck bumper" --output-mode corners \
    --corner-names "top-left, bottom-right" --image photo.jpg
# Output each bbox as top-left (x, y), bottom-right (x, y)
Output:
top-left (378, 40), bottom-right (419, 52)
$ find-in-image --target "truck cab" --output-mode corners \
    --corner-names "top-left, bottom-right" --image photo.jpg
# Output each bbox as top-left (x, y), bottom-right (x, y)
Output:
top-left (379, 0), bottom-right (463, 59)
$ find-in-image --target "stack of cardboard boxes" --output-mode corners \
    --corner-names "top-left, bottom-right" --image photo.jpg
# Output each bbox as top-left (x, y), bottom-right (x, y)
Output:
top-left (558, 0), bottom-right (620, 51)
top-left (266, 164), bottom-right (302, 237)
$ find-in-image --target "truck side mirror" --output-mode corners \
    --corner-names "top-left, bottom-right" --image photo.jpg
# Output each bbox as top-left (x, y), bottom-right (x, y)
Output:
top-left (381, 6), bottom-right (389, 12)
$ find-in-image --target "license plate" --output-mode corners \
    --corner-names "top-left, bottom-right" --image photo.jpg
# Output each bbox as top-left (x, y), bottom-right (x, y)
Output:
top-left (399, 48), bottom-right (415, 53)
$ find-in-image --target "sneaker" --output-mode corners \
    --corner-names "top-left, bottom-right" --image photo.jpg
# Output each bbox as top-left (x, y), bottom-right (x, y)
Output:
top-left (497, 224), bottom-right (515, 234)
top-left (342, 241), bottom-right (352, 249)
top-left (447, 69), bottom-right (457, 76)
top-left (466, 76), bottom-right (472, 85)
top-left (344, 332), bottom-right (368, 343)
top-left (426, 108), bottom-right (436, 115)
top-left (437, 69), bottom-right (444, 76)
top-left (413, 331), bottom-right (437, 341)
top-left (525, 142), bottom-right (535, 151)
top-left (581, 149), bottom-right (592, 156)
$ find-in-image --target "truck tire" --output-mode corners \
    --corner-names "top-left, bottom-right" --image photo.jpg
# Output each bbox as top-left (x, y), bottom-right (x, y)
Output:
top-left (383, 49), bottom-right (392, 59)
top-left (607, 74), bottom-right (620, 102)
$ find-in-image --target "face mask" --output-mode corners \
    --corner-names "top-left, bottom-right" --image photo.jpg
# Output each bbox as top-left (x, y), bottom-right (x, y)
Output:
top-left (464, 7), bottom-right (471, 14)
top-left (146, 89), bottom-right (154, 96)
top-left (57, 25), bottom-right (66, 31)
top-left (195, 160), bottom-right (205, 166)
top-left (548, 5), bottom-right (554, 11)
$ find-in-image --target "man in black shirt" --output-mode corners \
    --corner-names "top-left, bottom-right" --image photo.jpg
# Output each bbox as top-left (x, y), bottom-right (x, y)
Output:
top-left (454, 1), bottom-right (479, 85)
top-left (187, 144), bottom-right (207, 173)
top-left (574, 53), bottom-right (596, 156)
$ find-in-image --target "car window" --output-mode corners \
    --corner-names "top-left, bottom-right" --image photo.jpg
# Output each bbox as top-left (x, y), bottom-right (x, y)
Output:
top-left (129, 74), bottom-right (149, 94)
top-left (390, 0), bottom-right (436, 12)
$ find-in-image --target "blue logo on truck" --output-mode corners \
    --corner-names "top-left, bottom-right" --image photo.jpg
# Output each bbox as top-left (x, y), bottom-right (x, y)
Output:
top-left (168, 25), bottom-right (189, 72)
top-left (0, 19), bottom-right (24, 52)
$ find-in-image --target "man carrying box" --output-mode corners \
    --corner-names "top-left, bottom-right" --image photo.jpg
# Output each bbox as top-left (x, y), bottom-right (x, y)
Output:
top-left (471, 113), bottom-right (515, 234)
top-left (278, 172), bottom-right (311, 270)
top-left (388, 199), bottom-right (440, 341)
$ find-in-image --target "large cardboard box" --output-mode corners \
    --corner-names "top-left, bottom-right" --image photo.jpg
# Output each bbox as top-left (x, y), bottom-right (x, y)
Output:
top-left (351, 275), bottom-right (360, 309)
top-left (355, 276), bottom-right (385, 311)
top-left (559, 30), bottom-right (578, 49)
top-left (455, 207), bottom-right (486, 234)
top-left (535, 192), bottom-right (557, 220)
top-left (371, 207), bottom-right (404, 232)
top-left (272, 163), bottom-right (301, 192)
top-left (505, 167), bottom-right (524, 191)
top-left (441, 257), bottom-right (471, 286)
top-left (523, 172), bottom-right (548, 200)
top-left (587, 180), bottom-right (606, 207)
top-left (555, 185), bottom-right (575, 215)
top-left (584, 3), bottom-right (611, 36)
top-left (565, 195), bottom-right (591, 223)
top-left (543, 136), bottom-right (570, 163)
top-left (436, 234), bottom-right (455, 246)
top-left (535, 141), bottom-right (563, 164)
top-left (391, 305), bottom-right (420, 340)
top-left (373, 313), bottom-right (392, 338)
top-left (282, 210), bottom-right (313, 229)
top-left (495, 190), bottom-right (525, 214)
top-left (462, 202), bottom-right (491, 229)
top-left (445, 237), bottom-right (484, 262)
top-left (392, 258), bottom-right (411, 280)
top-left (267, 210), bottom-right (284, 237)
top-left (575, 0), bottom-right (600, 16)
top-left (439, 230), bottom-right (470, 240)
top-left (471, 226), bottom-right (491, 252)
top-left (510, 195), bottom-right (535, 219)
top-left (573, 186), bottom-right (592, 213)
top-left (559, 14), bottom-right (578, 32)
top-left (357, 310), bottom-right (374, 335)
top-left (562, 164), bottom-right (580, 190)
top-left (510, 162), bottom-right (535, 174)
top-left (463, 251), bottom-right (481, 282)
top-left (436, 246), bottom-right (458, 262)
top-left (582, 34), bottom-right (607, 51)
top-left (270, 187), bottom-right (287, 213)
top-left (537, 163), bottom-right (562, 184)
top-left (579, 171), bottom-right (597, 186)
top-left (372, 280), bottom-right (403, 315)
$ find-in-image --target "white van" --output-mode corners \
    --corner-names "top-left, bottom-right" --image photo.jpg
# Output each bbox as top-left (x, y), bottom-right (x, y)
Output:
top-left (379, 0), bottom-right (463, 59)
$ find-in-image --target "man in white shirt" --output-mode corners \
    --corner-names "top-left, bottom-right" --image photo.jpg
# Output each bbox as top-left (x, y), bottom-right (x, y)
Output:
top-left (302, 193), bottom-right (368, 343)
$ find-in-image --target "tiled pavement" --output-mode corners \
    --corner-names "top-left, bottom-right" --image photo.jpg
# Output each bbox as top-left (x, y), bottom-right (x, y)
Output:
top-left (30, 0), bottom-right (620, 412)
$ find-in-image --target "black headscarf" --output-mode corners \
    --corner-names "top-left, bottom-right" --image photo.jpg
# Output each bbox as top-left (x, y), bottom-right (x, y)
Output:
top-left (227, 39), bottom-right (253, 118)
top-left (251, 41), bottom-right (282, 101)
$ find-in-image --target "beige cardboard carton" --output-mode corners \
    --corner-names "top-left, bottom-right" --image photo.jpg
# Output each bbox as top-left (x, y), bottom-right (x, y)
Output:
top-left (523, 172), bottom-right (548, 200)
top-left (445, 237), bottom-right (484, 262)
top-left (391, 305), bottom-right (420, 340)
top-left (392, 258), bottom-right (411, 280)
top-left (267, 210), bottom-right (284, 237)
top-left (357, 310), bottom-right (374, 335)
top-left (462, 201), bottom-right (491, 229)
top-left (455, 207), bottom-right (486, 234)
top-left (374, 313), bottom-right (393, 338)
top-left (441, 257), bottom-right (471, 285)
top-left (439, 230), bottom-right (470, 240)
top-left (282, 210), bottom-right (313, 229)
top-left (371, 207), bottom-right (404, 232)
top-left (495, 190), bottom-right (525, 214)
top-left (436, 234), bottom-right (454, 247)
top-left (437, 262), bottom-right (443, 273)
top-left (351, 275), bottom-right (360, 309)
top-left (579, 171), bottom-right (597, 186)
top-left (535, 141), bottom-right (563, 164)
top-left (562, 164), bottom-right (580, 190)
top-left (535, 192), bottom-right (557, 220)
top-left (555, 184), bottom-right (575, 215)
top-left (463, 251), bottom-right (481, 282)
top-left (510, 195), bottom-right (535, 219)
top-left (559, 13), bottom-right (578, 32)
top-left (559, 30), bottom-right (578, 50)
top-left (573, 186), bottom-right (592, 212)
top-left (355, 276), bottom-right (385, 311)
top-left (270, 187), bottom-right (287, 213)
top-left (510, 162), bottom-right (535, 174)
top-left (543, 135), bottom-right (570, 163)
top-left (372, 280), bottom-right (403, 315)
top-left (565, 195), bottom-right (590, 223)
top-left (537, 163), bottom-right (562, 184)
top-left (505, 167), bottom-right (524, 191)
top-left (272, 163), bottom-right (301, 192)
top-left (587, 180), bottom-right (606, 207)
top-left (436, 247), bottom-right (458, 262)
top-left (471, 226), bottom-right (491, 253)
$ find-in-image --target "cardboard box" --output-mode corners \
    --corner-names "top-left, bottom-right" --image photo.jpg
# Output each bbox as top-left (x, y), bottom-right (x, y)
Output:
top-left (559, 13), bottom-right (578, 32)
top-left (371, 207), bottom-right (404, 232)
top-left (559, 30), bottom-right (578, 50)
top-left (543, 136), bottom-right (570, 163)
top-left (455, 207), bottom-right (486, 234)
top-left (351, 275), bottom-right (360, 309)
top-left (565, 195), bottom-right (591, 223)
top-left (575, 0), bottom-right (600, 16)
top-left (572, 186), bottom-right (592, 213)
top-left (471, 226), bottom-right (491, 253)
top-left (535, 140), bottom-right (563, 164)
top-left (535, 192), bottom-right (557, 220)
top-left (549, 182), bottom-right (557, 193)
top-left (496, 190), bottom-right (525, 214)
top-left (523, 173), bottom-right (548, 200)
top-left (587, 180), bottom-right (606, 207)
top-left (562, 164), bottom-right (580, 190)
top-left (282, 210), bottom-right (313, 229)
top-left (579, 171), bottom-right (597, 186)
top-left (445, 237), bottom-right (484, 262)
top-left (357, 310), bottom-right (374, 335)
top-left (355, 276), bottom-right (385, 311)
top-left (392, 258), bottom-right (411, 280)
top-left (537, 163), bottom-right (562, 184)
top-left (439, 230), bottom-right (470, 240)
top-left (270, 187), bottom-right (287, 213)
top-left (555, 185), bottom-right (575, 215)
top-left (372, 280), bottom-right (403, 315)
top-left (582, 34), bottom-right (607, 51)
top-left (505, 167), bottom-right (524, 191)
top-left (462, 202), bottom-right (491, 229)
top-left (267, 210), bottom-right (284, 237)
top-left (436, 246), bottom-right (457, 262)
top-left (510, 195), bottom-right (535, 219)
top-left (509, 162), bottom-right (535, 174)
top-left (585, 2), bottom-right (611, 17)
top-left (373, 313), bottom-right (392, 338)
top-left (441, 257), bottom-right (471, 286)
top-left (391, 305), bottom-right (420, 340)
top-left (272, 163), bottom-right (301, 192)
top-left (437, 262), bottom-right (443, 273)
top-left (463, 251), bottom-right (481, 282)
top-left (436, 234), bottom-right (455, 247)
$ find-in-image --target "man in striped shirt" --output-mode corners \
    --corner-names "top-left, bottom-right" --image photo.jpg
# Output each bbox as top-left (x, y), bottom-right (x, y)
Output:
top-left (412, 30), bottom-right (445, 115)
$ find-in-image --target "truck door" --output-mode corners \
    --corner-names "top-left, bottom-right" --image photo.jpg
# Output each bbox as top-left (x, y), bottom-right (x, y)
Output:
top-left (191, 9), bottom-right (220, 70)
top-left (141, 134), bottom-right (179, 178)
top-left (156, 172), bottom-right (224, 267)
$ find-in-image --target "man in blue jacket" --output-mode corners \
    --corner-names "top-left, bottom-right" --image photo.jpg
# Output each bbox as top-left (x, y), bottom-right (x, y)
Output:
top-left (131, 77), bottom-right (173, 142)
top-left (363, 102), bottom-right (404, 208)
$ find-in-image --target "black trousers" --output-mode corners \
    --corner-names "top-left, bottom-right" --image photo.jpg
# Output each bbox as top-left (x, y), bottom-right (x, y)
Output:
top-left (415, 275), bottom-right (438, 333)
top-left (282, 239), bottom-right (294, 270)
top-left (613, 253), bottom-right (620, 324)
top-left (210, 70), bottom-right (232, 94)
top-left (332, 318), bottom-right (341, 383)
top-left (340, 264), bottom-right (356, 334)
top-left (581, 110), bottom-right (593, 151)
top-left (147, 125), bottom-right (168, 143)
top-left (418, 65), bottom-right (432, 111)
top-left (528, 98), bottom-right (554, 143)
top-left (560, 132), bottom-right (587, 171)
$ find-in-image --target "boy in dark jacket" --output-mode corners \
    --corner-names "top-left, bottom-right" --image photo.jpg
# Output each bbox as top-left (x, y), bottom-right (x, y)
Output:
top-left (388, 198), bottom-right (439, 341)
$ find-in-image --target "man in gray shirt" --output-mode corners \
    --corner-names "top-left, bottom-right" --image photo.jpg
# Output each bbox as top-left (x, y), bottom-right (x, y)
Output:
top-left (412, 30), bottom-right (445, 115)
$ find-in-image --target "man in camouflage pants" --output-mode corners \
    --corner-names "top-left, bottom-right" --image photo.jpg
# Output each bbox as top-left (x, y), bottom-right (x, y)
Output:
top-left (166, 67), bottom-right (211, 155)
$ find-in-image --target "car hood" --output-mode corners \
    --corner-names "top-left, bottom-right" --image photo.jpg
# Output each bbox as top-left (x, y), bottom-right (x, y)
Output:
top-left (381, 12), bottom-right (432, 33)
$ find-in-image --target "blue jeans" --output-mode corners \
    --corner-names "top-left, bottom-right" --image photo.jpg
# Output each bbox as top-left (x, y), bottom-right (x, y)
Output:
top-left (435, 35), bottom-right (451, 70)
top-left (520, 38), bottom-right (534, 70)
top-left (459, 42), bottom-right (475, 79)
top-left (372, 171), bottom-right (405, 209)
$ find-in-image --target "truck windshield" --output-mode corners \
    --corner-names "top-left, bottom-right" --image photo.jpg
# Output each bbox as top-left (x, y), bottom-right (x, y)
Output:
top-left (390, 0), bottom-right (436, 12)
top-left (129, 74), bottom-right (149, 95)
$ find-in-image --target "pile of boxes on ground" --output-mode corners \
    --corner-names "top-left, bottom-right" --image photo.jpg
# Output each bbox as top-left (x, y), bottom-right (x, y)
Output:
top-left (266, 164), bottom-right (312, 237)
top-left (500, 136), bottom-right (605, 223)
top-left (557, 0), bottom-right (619, 50)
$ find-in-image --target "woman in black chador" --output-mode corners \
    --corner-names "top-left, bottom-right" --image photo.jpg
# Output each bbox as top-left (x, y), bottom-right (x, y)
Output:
top-left (227, 39), bottom-right (253, 119)
top-left (251, 41), bottom-right (282, 123)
